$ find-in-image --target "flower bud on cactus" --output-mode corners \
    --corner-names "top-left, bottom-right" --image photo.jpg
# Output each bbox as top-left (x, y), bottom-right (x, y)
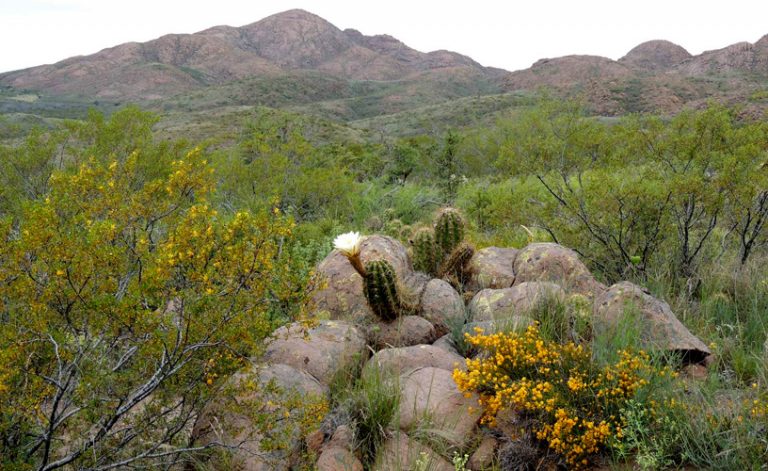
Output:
top-left (412, 228), bottom-right (440, 276)
top-left (363, 259), bottom-right (402, 321)
top-left (435, 208), bottom-right (465, 256)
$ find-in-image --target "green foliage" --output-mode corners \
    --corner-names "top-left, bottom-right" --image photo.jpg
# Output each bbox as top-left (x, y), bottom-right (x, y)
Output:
top-left (214, 107), bottom-right (371, 222)
top-left (486, 98), bottom-right (768, 282)
top-left (328, 366), bottom-right (400, 468)
top-left (363, 259), bottom-right (403, 321)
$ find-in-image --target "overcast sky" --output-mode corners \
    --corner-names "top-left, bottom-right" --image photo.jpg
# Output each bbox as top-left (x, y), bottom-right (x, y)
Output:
top-left (2, 0), bottom-right (768, 74)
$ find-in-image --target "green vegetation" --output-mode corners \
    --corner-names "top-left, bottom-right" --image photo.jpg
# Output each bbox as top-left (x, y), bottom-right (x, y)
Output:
top-left (1, 92), bottom-right (768, 468)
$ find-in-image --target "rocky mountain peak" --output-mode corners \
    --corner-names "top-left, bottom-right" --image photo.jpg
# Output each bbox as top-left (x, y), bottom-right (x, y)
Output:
top-left (619, 40), bottom-right (691, 70)
top-left (237, 9), bottom-right (352, 68)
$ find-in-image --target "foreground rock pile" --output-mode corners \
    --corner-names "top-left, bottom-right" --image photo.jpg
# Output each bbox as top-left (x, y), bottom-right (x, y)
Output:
top-left (193, 235), bottom-right (711, 470)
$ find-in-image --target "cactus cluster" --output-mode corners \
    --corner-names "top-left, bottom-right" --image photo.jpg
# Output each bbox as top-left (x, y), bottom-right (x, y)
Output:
top-left (362, 259), bottom-right (404, 322)
top-left (410, 208), bottom-right (475, 287)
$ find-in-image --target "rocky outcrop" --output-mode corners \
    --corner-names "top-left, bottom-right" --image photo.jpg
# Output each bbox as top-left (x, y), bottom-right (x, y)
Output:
top-left (593, 281), bottom-right (711, 363)
top-left (219, 234), bottom-right (714, 470)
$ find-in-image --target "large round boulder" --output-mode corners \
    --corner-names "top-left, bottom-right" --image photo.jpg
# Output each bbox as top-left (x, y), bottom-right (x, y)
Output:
top-left (369, 315), bottom-right (436, 349)
top-left (513, 243), bottom-right (605, 297)
top-left (398, 367), bottom-right (482, 447)
top-left (311, 235), bottom-right (412, 321)
top-left (264, 320), bottom-right (367, 385)
top-left (420, 278), bottom-right (465, 336)
top-left (466, 246), bottom-right (518, 291)
top-left (469, 282), bottom-right (565, 322)
top-left (363, 344), bottom-right (465, 377)
top-left (593, 281), bottom-right (711, 363)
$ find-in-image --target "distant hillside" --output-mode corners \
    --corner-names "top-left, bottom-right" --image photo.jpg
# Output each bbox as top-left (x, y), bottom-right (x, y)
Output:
top-left (0, 9), bottom-right (502, 102)
top-left (502, 36), bottom-right (768, 116)
top-left (2, 9), bottom-right (768, 138)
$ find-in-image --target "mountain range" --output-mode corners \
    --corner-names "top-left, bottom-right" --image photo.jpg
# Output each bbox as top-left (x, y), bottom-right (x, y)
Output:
top-left (2, 9), bottom-right (768, 136)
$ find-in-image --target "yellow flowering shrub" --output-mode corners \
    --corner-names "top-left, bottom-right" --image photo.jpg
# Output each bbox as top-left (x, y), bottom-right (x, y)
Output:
top-left (0, 147), bottom-right (313, 468)
top-left (454, 325), bottom-right (672, 468)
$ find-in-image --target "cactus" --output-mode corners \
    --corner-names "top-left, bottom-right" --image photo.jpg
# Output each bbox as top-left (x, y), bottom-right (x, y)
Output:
top-left (363, 259), bottom-right (403, 322)
top-left (438, 242), bottom-right (475, 286)
top-left (412, 228), bottom-right (440, 276)
top-left (435, 208), bottom-right (465, 256)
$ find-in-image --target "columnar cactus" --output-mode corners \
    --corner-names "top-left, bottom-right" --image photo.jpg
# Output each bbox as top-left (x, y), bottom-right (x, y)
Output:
top-left (363, 259), bottom-right (402, 321)
top-left (435, 208), bottom-right (465, 256)
top-left (412, 228), bottom-right (440, 276)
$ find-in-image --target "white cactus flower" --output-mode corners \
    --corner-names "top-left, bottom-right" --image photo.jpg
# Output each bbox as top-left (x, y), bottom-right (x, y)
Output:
top-left (334, 231), bottom-right (362, 258)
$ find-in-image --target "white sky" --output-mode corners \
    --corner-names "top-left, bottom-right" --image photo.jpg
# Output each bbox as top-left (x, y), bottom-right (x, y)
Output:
top-left (2, 0), bottom-right (768, 74)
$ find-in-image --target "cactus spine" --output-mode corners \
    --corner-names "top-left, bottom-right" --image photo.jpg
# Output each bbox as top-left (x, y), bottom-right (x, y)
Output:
top-left (435, 208), bottom-right (465, 256)
top-left (412, 228), bottom-right (440, 276)
top-left (363, 259), bottom-right (402, 321)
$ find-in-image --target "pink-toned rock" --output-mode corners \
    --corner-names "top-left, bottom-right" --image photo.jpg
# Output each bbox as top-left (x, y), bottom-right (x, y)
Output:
top-left (312, 235), bottom-right (412, 321)
top-left (264, 320), bottom-right (367, 385)
top-left (317, 446), bottom-right (363, 471)
top-left (467, 246), bottom-right (518, 291)
top-left (432, 334), bottom-right (461, 356)
top-left (364, 344), bottom-right (465, 376)
top-left (420, 278), bottom-right (465, 336)
top-left (594, 281), bottom-right (711, 363)
top-left (326, 424), bottom-right (355, 450)
top-left (305, 428), bottom-right (325, 454)
top-left (370, 315), bottom-right (436, 349)
top-left (373, 432), bottom-right (454, 471)
top-left (469, 282), bottom-right (565, 322)
top-left (468, 436), bottom-right (498, 470)
top-left (513, 243), bottom-right (605, 297)
top-left (398, 367), bottom-right (481, 447)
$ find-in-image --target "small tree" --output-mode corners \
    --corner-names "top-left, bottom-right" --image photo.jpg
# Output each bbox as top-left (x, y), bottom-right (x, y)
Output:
top-left (0, 147), bottom-right (300, 469)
